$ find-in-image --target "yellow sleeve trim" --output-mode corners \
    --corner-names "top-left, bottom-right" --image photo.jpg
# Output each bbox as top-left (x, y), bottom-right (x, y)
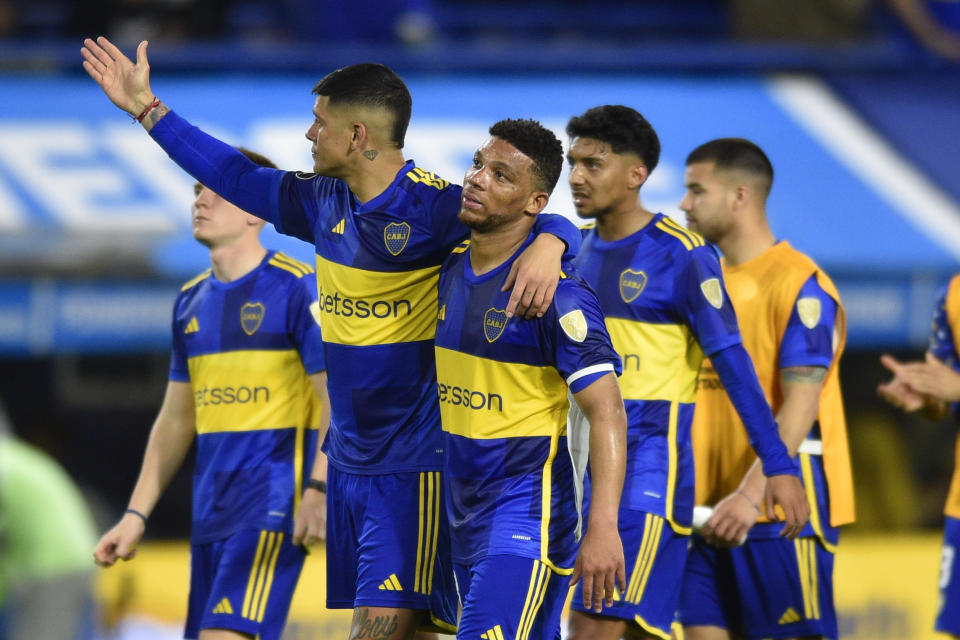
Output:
top-left (180, 269), bottom-right (212, 291)
top-left (273, 252), bottom-right (314, 274)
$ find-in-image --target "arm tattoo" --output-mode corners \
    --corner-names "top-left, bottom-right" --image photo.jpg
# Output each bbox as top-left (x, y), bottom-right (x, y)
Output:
top-left (782, 366), bottom-right (827, 384)
top-left (363, 149), bottom-right (379, 161)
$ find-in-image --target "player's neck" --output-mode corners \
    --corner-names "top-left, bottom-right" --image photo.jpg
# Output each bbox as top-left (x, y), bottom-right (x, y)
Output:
top-left (468, 220), bottom-right (531, 276)
top-left (208, 241), bottom-right (268, 283)
top-left (343, 150), bottom-right (407, 204)
top-left (594, 204), bottom-right (655, 242)
top-left (717, 218), bottom-right (775, 267)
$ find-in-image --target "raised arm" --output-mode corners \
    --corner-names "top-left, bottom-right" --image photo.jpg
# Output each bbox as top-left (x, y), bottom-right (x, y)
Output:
top-left (569, 373), bottom-right (627, 614)
top-left (81, 37), bottom-right (286, 227)
top-left (93, 380), bottom-right (195, 567)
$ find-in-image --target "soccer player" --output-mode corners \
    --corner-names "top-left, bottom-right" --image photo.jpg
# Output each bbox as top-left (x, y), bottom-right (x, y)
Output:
top-left (92, 147), bottom-right (330, 640)
top-left (677, 138), bottom-right (855, 640)
top-left (561, 107), bottom-right (808, 640)
top-left (878, 273), bottom-right (960, 639)
top-left (435, 117), bottom-right (627, 640)
top-left (81, 37), bottom-right (582, 638)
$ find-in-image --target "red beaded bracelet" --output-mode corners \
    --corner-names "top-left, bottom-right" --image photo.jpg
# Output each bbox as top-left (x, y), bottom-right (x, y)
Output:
top-left (133, 97), bottom-right (161, 124)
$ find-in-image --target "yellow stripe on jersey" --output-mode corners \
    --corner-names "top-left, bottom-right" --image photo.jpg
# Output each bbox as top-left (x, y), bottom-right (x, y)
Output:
top-left (659, 215), bottom-right (704, 247)
top-left (435, 347), bottom-right (569, 440)
top-left (274, 252), bottom-right (314, 274)
top-left (605, 318), bottom-right (703, 403)
top-left (314, 256), bottom-right (439, 346)
top-left (633, 613), bottom-right (672, 640)
top-left (188, 349), bottom-right (320, 434)
top-left (654, 221), bottom-right (693, 251)
top-left (407, 167), bottom-right (450, 190)
top-left (415, 471), bottom-right (441, 594)
top-left (451, 240), bottom-right (471, 254)
top-left (539, 429), bottom-right (573, 574)
top-left (269, 253), bottom-right (312, 277)
top-left (518, 561), bottom-right (551, 640)
top-left (664, 402), bottom-right (691, 534)
top-left (181, 269), bottom-right (211, 291)
top-left (800, 454), bottom-right (838, 553)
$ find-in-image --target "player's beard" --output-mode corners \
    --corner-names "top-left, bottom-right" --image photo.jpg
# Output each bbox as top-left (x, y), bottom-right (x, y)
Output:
top-left (458, 208), bottom-right (512, 233)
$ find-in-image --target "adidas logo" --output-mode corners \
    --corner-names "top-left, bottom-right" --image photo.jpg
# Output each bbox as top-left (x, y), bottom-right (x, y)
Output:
top-left (184, 317), bottom-right (199, 334)
top-left (331, 219), bottom-right (346, 234)
top-left (212, 597), bottom-right (234, 615)
top-left (377, 574), bottom-right (403, 591)
top-left (481, 625), bottom-right (505, 640)
top-left (778, 607), bottom-right (802, 625)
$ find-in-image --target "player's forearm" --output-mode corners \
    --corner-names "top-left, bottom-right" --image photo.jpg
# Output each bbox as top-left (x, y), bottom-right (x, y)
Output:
top-left (148, 110), bottom-right (285, 225)
top-left (711, 343), bottom-right (794, 476)
top-left (532, 213), bottom-right (582, 258)
top-left (576, 376), bottom-right (627, 526)
top-left (127, 415), bottom-right (194, 515)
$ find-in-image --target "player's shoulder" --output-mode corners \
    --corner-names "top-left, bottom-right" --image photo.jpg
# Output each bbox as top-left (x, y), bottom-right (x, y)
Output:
top-left (265, 251), bottom-right (315, 281)
top-left (946, 273), bottom-right (960, 299)
top-left (400, 165), bottom-right (455, 196)
top-left (649, 214), bottom-right (707, 253)
top-left (553, 264), bottom-right (601, 311)
top-left (179, 268), bottom-right (212, 293)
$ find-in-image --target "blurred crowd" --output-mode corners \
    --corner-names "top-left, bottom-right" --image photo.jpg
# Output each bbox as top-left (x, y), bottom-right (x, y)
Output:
top-left (0, 0), bottom-right (957, 62)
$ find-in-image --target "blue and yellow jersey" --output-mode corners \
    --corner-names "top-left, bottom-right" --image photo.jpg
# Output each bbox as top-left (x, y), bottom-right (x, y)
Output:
top-left (573, 214), bottom-right (741, 534)
top-left (693, 241), bottom-right (854, 548)
top-left (169, 251), bottom-right (325, 543)
top-left (434, 234), bottom-right (621, 571)
top-left (271, 161), bottom-right (578, 475)
top-left (930, 274), bottom-right (960, 519)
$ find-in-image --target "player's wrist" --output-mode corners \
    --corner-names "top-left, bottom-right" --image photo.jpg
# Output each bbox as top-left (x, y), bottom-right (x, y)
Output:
top-left (306, 478), bottom-right (327, 493)
top-left (124, 507), bottom-right (148, 527)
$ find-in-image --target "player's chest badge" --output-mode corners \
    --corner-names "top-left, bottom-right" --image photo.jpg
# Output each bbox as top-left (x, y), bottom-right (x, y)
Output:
top-left (240, 302), bottom-right (265, 336)
top-left (619, 269), bottom-right (648, 303)
top-left (483, 307), bottom-right (508, 342)
top-left (384, 222), bottom-right (411, 256)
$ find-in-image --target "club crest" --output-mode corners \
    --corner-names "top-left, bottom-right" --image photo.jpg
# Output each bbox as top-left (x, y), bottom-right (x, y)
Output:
top-left (483, 307), bottom-right (508, 343)
top-left (559, 309), bottom-right (588, 343)
top-left (384, 222), bottom-right (411, 256)
top-left (700, 278), bottom-right (723, 309)
top-left (619, 269), bottom-right (648, 303)
top-left (240, 302), bottom-right (265, 336)
top-left (797, 297), bottom-right (822, 329)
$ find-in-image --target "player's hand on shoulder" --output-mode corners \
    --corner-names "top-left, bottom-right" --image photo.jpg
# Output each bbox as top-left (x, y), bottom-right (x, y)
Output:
top-left (702, 492), bottom-right (756, 548)
top-left (502, 234), bottom-right (563, 319)
top-left (571, 526), bottom-right (626, 614)
top-left (81, 37), bottom-right (156, 117)
top-left (765, 474), bottom-right (810, 539)
top-left (293, 487), bottom-right (326, 548)
top-left (93, 512), bottom-right (145, 567)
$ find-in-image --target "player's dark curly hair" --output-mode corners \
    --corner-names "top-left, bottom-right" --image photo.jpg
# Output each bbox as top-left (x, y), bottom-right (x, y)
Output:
top-left (566, 105), bottom-right (660, 173)
top-left (686, 138), bottom-right (774, 196)
top-left (489, 118), bottom-right (563, 194)
top-left (313, 63), bottom-right (412, 149)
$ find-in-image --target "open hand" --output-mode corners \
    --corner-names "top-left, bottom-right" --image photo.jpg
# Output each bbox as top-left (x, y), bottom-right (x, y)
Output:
top-left (81, 37), bottom-right (155, 117)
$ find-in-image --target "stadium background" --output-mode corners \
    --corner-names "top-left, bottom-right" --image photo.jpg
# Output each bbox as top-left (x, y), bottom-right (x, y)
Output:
top-left (1, 1), bottom-right (959, 637)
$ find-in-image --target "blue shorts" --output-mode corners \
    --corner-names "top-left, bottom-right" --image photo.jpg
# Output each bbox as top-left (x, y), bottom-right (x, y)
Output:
top-left (185, 529), bottom-right (304, 640)
top-left (936, 516), bottom-right (960, 635)
top-left (679, 535), bottom-right (837, 640)
top-left (455, 555), bottom-right (572, 640)
top-left (569, 511), bottom-right (686, 639)
top-left (326, 466), bottom-right (457, 633)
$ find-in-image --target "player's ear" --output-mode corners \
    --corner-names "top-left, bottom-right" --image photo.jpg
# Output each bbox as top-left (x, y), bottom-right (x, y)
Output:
top-left (628, 162), bottom-right (648, 191)
top-left (349, 120), bottom-right (368, 152)
top-left (524, 191), bottom-right (550, 216)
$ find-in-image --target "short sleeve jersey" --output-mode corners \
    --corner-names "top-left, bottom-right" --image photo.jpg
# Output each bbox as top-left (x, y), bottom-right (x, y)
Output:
top-left (572, 214), bottom-right (741, 532)
top-left (170, 251), bottom-right (325, 543)
top-left (272, 163), bottom-right (580, 474)
top-left (435, 235), bottom-right (620, 570)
